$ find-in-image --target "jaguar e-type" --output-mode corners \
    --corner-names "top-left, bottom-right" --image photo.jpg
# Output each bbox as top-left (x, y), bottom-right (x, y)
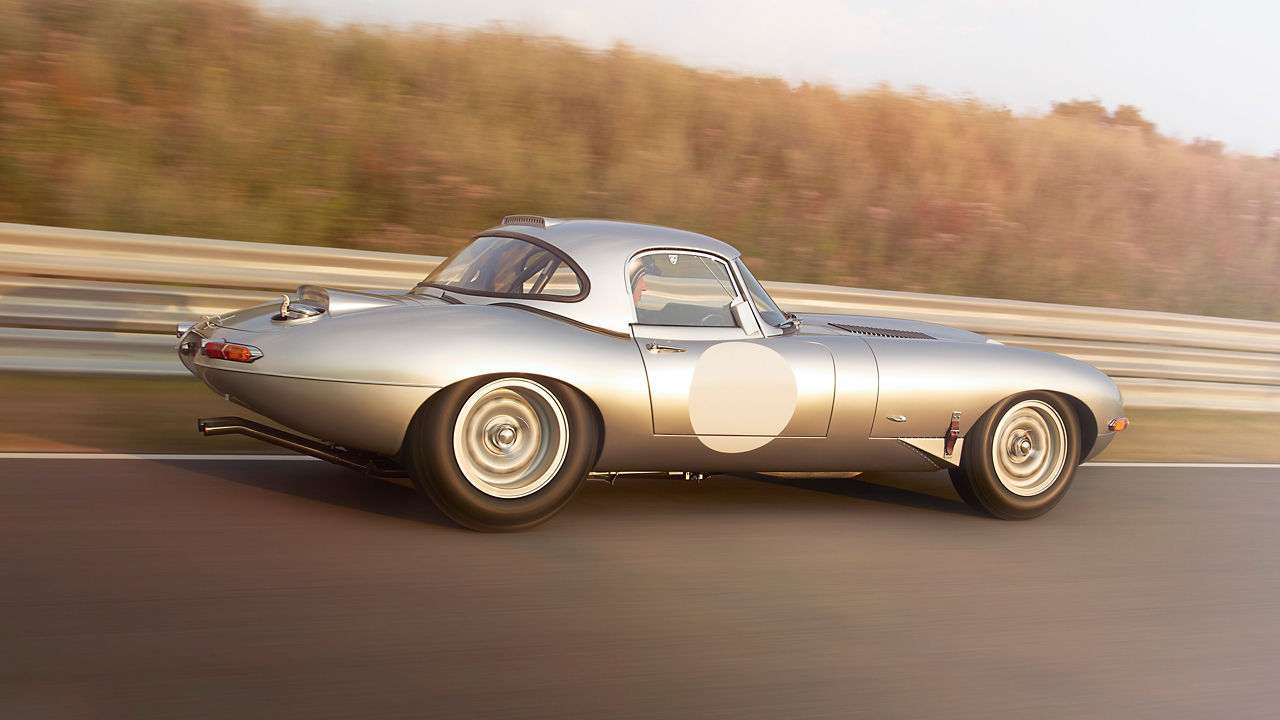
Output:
top-left (177, 216), bottom-right (1127, 530)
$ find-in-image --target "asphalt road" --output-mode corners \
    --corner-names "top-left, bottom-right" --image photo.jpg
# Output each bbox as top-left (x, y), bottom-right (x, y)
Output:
top-left (1, 458), bottom-right (1278, 720)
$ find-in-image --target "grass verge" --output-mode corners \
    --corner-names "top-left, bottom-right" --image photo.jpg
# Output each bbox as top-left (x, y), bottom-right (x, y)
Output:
top-left (0, 373), bottom-right (290, 453)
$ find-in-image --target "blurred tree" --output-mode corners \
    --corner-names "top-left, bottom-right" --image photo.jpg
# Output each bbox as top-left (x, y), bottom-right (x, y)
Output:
top-left (1189, 137), bottom-right (1225, 155)
top-left (0, 0), bottom-right (1276, 321)
top-left (1052, 99), bottom-right (1155, 134)
top-left (1050, 99), bottom-right (1109, 123)
top-left (1109, 104), bottom-right (1155, 133)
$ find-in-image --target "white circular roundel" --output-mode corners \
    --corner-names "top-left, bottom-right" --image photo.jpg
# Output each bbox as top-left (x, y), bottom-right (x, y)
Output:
top-left (688, 342), bottom-right (797, 453)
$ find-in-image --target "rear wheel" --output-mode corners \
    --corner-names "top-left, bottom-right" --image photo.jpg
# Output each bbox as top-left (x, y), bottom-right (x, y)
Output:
top-left (949, 392), bottom-right (1080, 520)
top-left (408, 376), bottom-right (596, 532)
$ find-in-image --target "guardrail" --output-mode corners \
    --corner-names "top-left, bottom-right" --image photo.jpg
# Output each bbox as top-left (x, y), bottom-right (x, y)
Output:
top-left (2, 221), bottom-right (1277, 412)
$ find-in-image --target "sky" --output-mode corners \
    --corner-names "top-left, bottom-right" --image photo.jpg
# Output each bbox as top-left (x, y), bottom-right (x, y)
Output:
top-left (268, 0), bottom-right (1280, 155)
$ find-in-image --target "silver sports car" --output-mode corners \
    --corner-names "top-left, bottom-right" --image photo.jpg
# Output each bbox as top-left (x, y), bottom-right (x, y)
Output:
top-left (178, 216), bottom-right (1127, 531)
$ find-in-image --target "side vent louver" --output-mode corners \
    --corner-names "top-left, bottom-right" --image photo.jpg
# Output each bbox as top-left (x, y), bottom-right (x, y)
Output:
top-left (829, 323), bottom-right (935, 340)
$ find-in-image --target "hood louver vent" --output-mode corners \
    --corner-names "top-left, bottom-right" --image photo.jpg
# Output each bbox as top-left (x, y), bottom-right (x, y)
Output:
top-left (829, 323), bottom-right (935, 340)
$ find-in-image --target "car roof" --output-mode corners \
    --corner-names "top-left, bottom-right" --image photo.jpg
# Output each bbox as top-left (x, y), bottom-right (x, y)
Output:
top-left (467, 217), bottom-right (744, 335)
top-left (478, 218), bottom-right (741, 267)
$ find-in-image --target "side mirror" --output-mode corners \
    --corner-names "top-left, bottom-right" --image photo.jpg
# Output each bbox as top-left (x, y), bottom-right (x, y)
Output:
top-left (731, 299), bottom-right (761, 336)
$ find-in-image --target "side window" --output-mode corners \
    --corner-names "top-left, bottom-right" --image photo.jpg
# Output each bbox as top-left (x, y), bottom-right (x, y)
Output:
top-left (628, 252), bottom-right (740, 327)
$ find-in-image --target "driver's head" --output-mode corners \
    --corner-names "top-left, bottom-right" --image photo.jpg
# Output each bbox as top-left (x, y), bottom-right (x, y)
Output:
top-left (629, 255), bottom-right (659, 306)
top-left (631, 269), bottom-right (648, 306)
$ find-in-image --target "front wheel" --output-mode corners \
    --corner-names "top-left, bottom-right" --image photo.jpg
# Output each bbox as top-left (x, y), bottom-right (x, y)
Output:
top-left (407, 376), bottom-right (597, 532)
top-left (949, 392), bottom-right (1080, 520)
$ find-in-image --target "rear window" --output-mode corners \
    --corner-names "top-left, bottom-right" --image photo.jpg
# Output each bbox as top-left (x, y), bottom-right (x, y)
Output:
top-left (415, 235), bottom-right (585, 300)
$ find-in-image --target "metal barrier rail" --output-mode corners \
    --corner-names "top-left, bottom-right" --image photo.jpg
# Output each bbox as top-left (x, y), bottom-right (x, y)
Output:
top-left (2, 221), bottom-right (1278, 412)
top-left (1, 222), bottom-right (427, 290)
top-left (0, 327), bottom-right (177, 376)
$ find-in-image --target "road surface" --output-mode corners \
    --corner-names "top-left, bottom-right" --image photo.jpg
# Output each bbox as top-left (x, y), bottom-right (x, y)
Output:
top-left (1, 457), bottom-right (1278, 719)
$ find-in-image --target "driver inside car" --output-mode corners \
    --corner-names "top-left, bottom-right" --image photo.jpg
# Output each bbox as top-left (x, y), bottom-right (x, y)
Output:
top-left (631, 267), bottom-right (648, 306)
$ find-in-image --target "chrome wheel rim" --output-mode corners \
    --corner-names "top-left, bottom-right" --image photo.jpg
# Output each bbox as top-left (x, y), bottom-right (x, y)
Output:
top-left (991, 399), bottom-right (1068, 497)
top-left (453, 378), bottom-right (569, 498)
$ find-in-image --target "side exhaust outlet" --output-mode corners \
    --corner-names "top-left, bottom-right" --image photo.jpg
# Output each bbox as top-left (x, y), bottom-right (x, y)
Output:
top-left (197, 416), bottom-right (407, 479)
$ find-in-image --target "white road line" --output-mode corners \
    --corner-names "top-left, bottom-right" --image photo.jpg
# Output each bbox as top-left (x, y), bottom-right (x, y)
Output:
top-left (0, 454), bottom-right (1278, 470)
top-left (1084, 462), bottom-right (1280, 470)
top-left (0, 453), bottom-right (319, 461)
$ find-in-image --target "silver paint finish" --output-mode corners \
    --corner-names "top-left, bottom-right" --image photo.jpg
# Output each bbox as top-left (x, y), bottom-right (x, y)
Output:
top-left (864, 335), bottom-right (1122, 452)
top-left (196, 367), bottom-right (438, 455)
top-left (178, 217), bottom-right (1126, 474)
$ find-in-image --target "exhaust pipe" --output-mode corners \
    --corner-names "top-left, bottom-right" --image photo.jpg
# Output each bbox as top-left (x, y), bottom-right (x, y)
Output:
top-left (197, 416), bottom-right (408, 480)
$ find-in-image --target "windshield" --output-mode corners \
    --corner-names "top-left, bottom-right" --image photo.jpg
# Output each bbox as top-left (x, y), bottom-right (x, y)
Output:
top-left (414, 235), bottom-right (585, 300)
top-left (734, 258), bottom-right (788, 327)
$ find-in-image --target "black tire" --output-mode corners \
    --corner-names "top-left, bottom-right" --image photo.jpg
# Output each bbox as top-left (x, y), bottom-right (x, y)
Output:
top-left (949, 392), bottom-right (1080, 520)
top-left (407, 375), bottom-right (597, 532)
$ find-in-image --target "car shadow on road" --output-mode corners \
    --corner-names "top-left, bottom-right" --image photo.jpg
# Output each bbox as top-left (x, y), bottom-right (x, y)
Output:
top-left (741, 471), bottom-right (980, 517)
top-left (151, 459), bottom-right (976, 529)
top-left (155, 458), bottom-right (462, 530)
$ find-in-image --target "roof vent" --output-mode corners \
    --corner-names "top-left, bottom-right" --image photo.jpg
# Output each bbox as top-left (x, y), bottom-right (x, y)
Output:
top-left (502, 215), bottom-right (548, 228)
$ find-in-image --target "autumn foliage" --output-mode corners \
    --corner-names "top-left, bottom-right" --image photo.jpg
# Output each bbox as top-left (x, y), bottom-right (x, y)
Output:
top-left (1, 0), bottom-right (1277, 320)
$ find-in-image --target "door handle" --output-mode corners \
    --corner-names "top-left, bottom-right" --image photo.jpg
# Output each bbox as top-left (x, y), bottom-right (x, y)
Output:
top-left (645, 343), bottom-right (686, 353)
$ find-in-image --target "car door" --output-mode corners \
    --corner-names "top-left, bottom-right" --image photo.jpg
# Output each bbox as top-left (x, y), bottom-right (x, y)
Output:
top-left (628, 250), bottom-right (835, 454)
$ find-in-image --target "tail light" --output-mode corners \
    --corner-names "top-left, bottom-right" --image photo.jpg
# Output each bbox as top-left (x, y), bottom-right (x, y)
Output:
top-left (203, 341), bottom-right (263, 363)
